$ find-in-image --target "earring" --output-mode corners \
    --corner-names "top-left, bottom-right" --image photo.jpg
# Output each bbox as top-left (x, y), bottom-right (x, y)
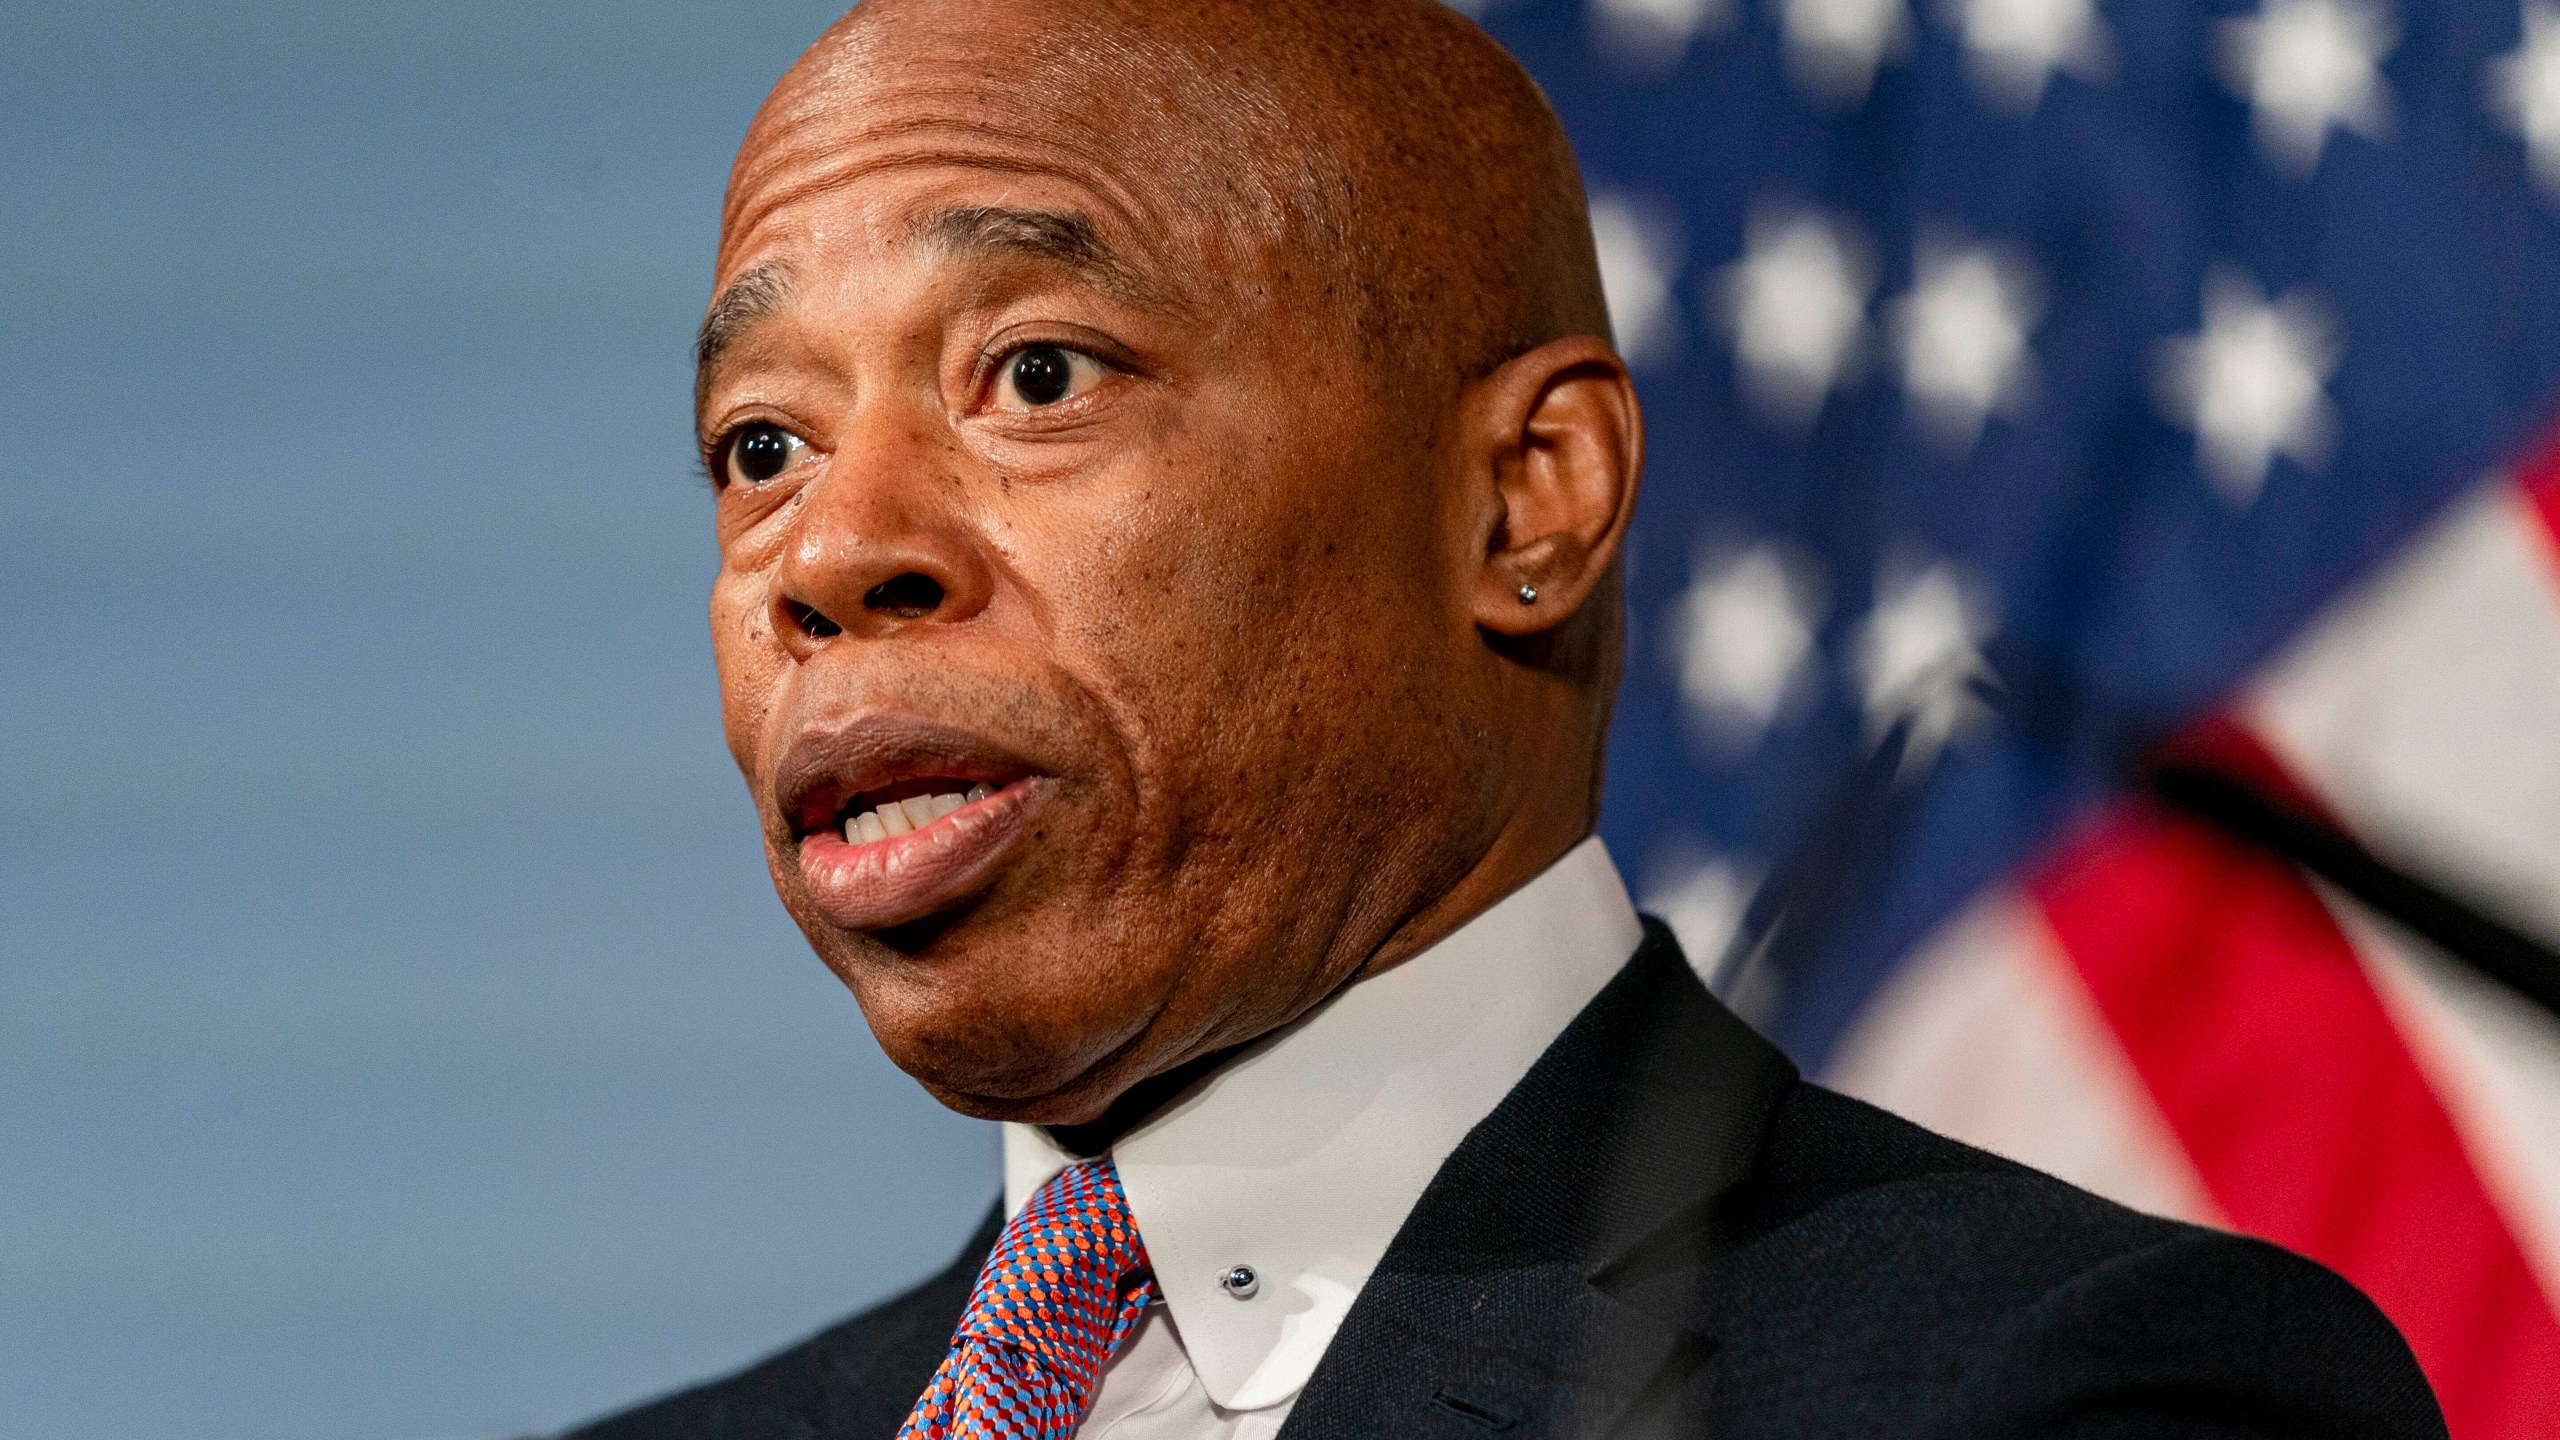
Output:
top-left (1517, 583), bottom-right (1539, 605)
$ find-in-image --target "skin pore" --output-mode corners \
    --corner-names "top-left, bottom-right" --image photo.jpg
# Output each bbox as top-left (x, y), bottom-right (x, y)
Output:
top-left (700, 0), bottom-right (1644, 1126)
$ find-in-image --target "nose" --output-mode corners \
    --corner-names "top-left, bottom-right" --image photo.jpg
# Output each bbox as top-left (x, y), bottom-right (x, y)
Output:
top-left (766, 435), bottom-right (995, 660)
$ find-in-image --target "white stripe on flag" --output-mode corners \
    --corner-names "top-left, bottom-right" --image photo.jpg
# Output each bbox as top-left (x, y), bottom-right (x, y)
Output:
top-left (2331, 892), bottom-right (2560, 1315)
top-left (2242, 471), bottom-right (2560, 1315)
top-left (2246, 479), bottom-right (2560, 939)
top-left (1824, 891), bottom-right (2216, 1225)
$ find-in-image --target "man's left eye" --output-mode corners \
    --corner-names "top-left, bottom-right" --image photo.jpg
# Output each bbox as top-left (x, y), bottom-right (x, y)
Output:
top-left (993, 344), bottom-right (1107, 410)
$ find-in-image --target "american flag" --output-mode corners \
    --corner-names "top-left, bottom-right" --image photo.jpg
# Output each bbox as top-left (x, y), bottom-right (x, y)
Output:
top-left (1458, 0), bottom-right (2560, 1431)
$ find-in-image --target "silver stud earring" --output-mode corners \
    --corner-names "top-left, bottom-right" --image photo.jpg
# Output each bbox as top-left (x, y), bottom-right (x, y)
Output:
top-left (1517, 583), bottom-right (1539, 605)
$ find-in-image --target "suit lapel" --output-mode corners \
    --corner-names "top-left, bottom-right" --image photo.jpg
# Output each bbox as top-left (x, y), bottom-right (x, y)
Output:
top-left (1279, 921), bottom-right (1796, 1439)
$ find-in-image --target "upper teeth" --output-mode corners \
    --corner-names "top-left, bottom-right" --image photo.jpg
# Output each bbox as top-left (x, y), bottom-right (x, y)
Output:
top-left (846, 784), bottom-right (993, 844)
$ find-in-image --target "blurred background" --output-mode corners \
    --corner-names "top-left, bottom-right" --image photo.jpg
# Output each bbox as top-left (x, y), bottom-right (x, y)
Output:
top-left (8, 1), bottom-right (2560, 1437)
top-left (1, 4), bottom-right (996, 1438)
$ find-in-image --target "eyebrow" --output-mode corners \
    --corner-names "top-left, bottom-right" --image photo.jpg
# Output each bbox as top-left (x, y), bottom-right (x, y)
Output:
top-left (696, 260), bottom-right (796, 396)
top-left (693, 208), bottom-right (1163, 405)
top-left (915, 204), bottom-right (1157, 303)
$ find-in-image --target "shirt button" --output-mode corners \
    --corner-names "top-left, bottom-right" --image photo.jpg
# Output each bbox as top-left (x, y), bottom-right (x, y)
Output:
top-left (1219, 1265), bottom-right (1260, 1299)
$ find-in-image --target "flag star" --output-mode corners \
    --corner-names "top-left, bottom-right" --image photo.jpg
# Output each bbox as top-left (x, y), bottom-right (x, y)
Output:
top-left (2216, 0), bottom-right (2399, 178)
top-left (2491, 2), bottom-right (2560, 196)
top-left (1782, 0), bottom-right (1914, 106)
top-left (1589, 193), bottom-right (1685, 369)
top-left (1949, 0), bottom-right (2117, 112)
top-left (1851, 560), bottom-right (1997, 773)
top-left (1890, 239), bottom-right (2044, 453)
top-left (2153, 266), bottom-right (2341, 507)
top-left (1591, 0), bottom-right (1734, 70)
top-left (1670, 543), bottom-right (1827, 754)
top-left (1643, 848), bottom-right (1764, 995)
top-left (1716, 207), bottom-right (1876, 429)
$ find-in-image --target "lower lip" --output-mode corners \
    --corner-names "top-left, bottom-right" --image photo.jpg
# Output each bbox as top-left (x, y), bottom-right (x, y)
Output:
top-left (794, 778), bottom-right (1052, 931)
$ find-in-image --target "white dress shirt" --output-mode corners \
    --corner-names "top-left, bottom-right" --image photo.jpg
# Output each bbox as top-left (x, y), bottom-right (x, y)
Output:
top-left (1001, 837), bottom-right (1645, 1439)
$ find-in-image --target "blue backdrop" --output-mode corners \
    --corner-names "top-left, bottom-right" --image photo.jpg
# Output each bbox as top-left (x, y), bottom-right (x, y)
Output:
top-left (1, 5), bottom-right (994, 1438)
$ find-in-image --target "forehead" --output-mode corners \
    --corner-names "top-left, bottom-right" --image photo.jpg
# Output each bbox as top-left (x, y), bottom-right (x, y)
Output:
top-left (717, 169), bottom-right (1175, 307)
top-left (712, 23), bottom-right (1291, 302)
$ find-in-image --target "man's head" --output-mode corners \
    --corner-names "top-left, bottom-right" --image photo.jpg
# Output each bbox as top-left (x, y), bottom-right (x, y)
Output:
top-left (700, 0), bottom-right (1643, 1124)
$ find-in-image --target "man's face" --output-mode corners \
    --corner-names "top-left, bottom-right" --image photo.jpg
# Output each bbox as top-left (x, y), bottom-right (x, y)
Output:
top-left (700, 26), bottom-right (1503, 1122)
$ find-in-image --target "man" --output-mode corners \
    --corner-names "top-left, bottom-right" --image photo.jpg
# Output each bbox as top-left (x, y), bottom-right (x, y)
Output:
top-left (571, 1), bottom-right (2444, 1435)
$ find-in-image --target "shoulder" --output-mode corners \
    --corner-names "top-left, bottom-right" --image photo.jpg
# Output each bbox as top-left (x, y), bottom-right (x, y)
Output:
top-left (557, 1207), bottom-right (996, 1440)
top-left (1693, 1083), bottom-right (2443, 1437)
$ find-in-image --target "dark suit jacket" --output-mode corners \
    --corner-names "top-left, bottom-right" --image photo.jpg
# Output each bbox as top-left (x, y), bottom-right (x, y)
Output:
top-left (566, 920), bottom-right (2445, 1439)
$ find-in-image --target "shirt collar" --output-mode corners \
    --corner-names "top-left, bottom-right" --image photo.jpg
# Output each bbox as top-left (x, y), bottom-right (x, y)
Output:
top-left (1003, 837), bottom-right (1644, 1412)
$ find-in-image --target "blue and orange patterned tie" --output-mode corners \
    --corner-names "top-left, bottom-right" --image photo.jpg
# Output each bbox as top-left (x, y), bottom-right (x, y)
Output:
top-left (897, 1158), bottom-right (1158, 1440)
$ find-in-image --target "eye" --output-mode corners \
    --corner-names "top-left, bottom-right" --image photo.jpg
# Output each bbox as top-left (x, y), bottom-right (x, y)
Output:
top-left (723, 422), bottom-right (810, 487)
top-left (992, 343), bottom-right (1107, 411)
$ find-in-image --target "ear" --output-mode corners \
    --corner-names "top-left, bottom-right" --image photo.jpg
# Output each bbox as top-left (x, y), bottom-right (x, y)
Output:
top-left (1457, 336), bottom-right (1645, 637)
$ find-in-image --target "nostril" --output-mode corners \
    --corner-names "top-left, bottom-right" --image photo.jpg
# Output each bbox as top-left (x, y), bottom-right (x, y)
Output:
top-left (786, 600), bottom-right (843, 639)
top-left (864, 572), bottom-right (945, 617)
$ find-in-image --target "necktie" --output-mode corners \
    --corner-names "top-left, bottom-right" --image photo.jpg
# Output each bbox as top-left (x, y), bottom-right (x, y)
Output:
top-left (898, 1157), bottom-right (1158, 1440)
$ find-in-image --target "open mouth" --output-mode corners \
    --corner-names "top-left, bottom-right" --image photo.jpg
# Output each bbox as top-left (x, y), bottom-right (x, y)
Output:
top-left (836, 777), bottom-right (1003, 846)
top-left (770, 716), bottom-right (1058, 932)
top-left (786, 766), bottom-right (1052, 931)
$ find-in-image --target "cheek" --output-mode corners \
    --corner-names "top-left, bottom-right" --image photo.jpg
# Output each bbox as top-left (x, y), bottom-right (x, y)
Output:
top-left (1030, 473), bottom-right (1305, 697)
top-left (1022, 445), bottom-right (1449, 813)
top-left (709, 568), bottom-right (783, 776)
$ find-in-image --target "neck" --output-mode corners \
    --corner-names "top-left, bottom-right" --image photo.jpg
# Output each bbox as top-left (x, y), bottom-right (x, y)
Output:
top-left (1356, 775), bottom-right (1598, 987)
top-left (1048, 775), bottom-right (1599, 1152)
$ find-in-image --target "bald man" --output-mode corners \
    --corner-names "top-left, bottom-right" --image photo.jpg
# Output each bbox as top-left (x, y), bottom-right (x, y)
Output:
top-left (567, 3), bottom-right (2443, 1437)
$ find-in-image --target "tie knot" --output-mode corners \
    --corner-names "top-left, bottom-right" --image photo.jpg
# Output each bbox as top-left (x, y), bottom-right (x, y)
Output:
top-left (894, 1157), bottom-right (1159, 1438)
top-left (964, 1157), bottom-right (1154, 1354)
top-left (900, 1158), bottom-right (1158, 1438)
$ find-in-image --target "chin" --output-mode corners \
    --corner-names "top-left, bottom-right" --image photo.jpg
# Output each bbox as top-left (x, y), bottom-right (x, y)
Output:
top-left (813, 926), bottom-right (1165, 1125)
top-left (914, 1072), bottom-right (1124, 1127)
top-left (888, 1026), bottom-right (1147, 1126)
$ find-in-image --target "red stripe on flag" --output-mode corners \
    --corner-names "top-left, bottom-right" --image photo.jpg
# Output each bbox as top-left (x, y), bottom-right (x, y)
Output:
top-left (2515, 430), bottom-right (2560, 566)
top-left (2033, 806), bottom-right (2560, 1440)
